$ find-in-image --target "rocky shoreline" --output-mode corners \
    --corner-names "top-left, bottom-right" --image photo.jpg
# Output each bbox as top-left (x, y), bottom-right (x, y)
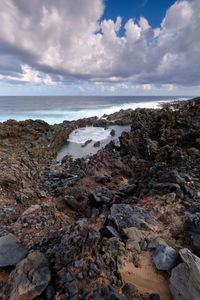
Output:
top-left (0, 98), bottom-right (200, 300)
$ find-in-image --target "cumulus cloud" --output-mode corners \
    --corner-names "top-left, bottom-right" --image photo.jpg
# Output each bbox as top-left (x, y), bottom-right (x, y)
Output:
top-left (0, 0), bottom-right (199, 88)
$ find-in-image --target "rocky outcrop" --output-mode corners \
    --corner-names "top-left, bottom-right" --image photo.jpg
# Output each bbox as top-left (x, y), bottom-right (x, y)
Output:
top-left (170, 248), bottom-right (200, 300)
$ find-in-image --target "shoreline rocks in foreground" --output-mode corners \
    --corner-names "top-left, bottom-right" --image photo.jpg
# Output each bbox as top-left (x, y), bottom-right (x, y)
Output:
top-left (0, 97), bottom-right (199, 300)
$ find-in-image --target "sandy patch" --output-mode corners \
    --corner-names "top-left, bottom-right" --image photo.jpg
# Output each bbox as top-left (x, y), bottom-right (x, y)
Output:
top-left (120, 251), bottom-right (174, 300)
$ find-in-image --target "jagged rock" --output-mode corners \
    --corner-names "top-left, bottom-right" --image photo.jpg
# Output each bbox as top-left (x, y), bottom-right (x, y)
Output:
top-left (107, 204), bottom-right (156, 233)
top-left (0, 234), bottom-right (27, 267)
top-left (152, 246), bottom-right (179, 271)
top-left (123, 227), bottom-right (144, 242)
top-left (101, 237), bottom-right (125, 260)
top-left (89, 186), bottom-right (113, 207)
top-left (170, 248), bottom-right (200, 300)
top-left (120, 184), bottom-right (137, 196)
top-left (57, 267), bottom-right (78, 299)
top-left (55, 219), bottom-right (100, 267)
top-left (81, 139), bottom-right (92, 147)
top-left (184, 213), bottom-right (200, 234)
top-left (190, 202), bottom-right (200, 213)
top-left (94, 141), bottom-right (100, 147)
top-left (110, 129), bottom-right (115, 136)
top-left (148, 237), bottom-right (168, 250)
top-left (3, 251), bottom-right (51, 300)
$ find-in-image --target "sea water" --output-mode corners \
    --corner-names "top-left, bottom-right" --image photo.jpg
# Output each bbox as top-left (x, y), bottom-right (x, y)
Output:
top-left (0, 96), bottom-right (191, 125)
top-left (56, 125), bottom-right (130, 161)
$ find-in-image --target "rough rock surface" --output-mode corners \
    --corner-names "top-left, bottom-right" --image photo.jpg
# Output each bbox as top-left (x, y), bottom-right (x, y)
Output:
top-left (152, 246), bottom-right (179, 271)
top-left (170, 248), bottom-right (200, 300)
top-left (0, 234), bottom-right (27, 267)
top-left (3, 251), bottom-right (51, 300)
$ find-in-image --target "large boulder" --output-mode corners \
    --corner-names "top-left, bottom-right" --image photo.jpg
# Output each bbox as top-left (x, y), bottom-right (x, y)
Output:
top-left (170, 248), bottom-right (200, 300)
top-left (3, 251), bottom-right (51, 300)
top-left (152, 246), bottom-right (179, 271)
top-left (184, 213), bottom-right (200, 256)
top-left (0, 234), bottom-right (27, 267)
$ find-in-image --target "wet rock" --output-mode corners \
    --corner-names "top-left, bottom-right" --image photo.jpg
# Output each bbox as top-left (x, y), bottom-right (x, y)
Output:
top-left (55, 219), bottom-right (100, 267)
top-left (0, 234), bottom-right (27, 267)
top-left (94, 141), bottom-right (100, 148)
top-left (148, 237), bottom-right (168, 250)
top-left (123, 227), bottom-right (144, 242)
top-left (170, 248), bottom-right (200, 300)
top-left (95, 172), bottom-right (112, 184)
top-left (110, 129), bottom-right (115, 136)
top-left (3, 251), bottom-right (51, 300)
top-left (152, 246), bottom-right (179, 271)
top-left (89, 186), bottom-right (113, 207)
top-left (81, 139), bottom-right (92, 147)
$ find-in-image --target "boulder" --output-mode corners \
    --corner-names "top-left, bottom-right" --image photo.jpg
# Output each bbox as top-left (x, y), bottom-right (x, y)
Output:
top-left (152, 246), bottom-right (179, 271)
top-left (107, 204), bottom-right (156, 233)
top-left (184, 213), bottom-right (200, 234)
top-left (170, 248), bottom-right (200, 300)
top-left (0, 234), bottom-right (27, 267)
top-left (3, 251), bottom-right (51, 300)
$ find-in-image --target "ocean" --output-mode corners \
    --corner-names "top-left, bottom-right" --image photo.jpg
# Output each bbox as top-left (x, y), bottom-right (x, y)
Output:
top-left (0, 96), bottom-right (191, 125)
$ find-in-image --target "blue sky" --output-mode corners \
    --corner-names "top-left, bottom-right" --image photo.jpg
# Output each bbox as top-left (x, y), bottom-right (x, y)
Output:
top-left (0, 0), bottom-right (199, 96)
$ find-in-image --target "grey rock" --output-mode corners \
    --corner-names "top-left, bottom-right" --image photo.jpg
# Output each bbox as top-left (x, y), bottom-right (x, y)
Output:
top-left (170, 248), bottom-right (200, 300)
top-left (89, 186), bottom-right (113, 207)
top-left (184, 213), bottom-right (200, 234)
top-left (108, 204), bottom-right (156, 232)
top-left (3, 251), bottom-right (51, 300)
top-left (190, 202), bottom-right (200, 213)
top-left (0, 234), bottom-right (27, 267)
top-left (152, 246), bottom-right (179, 271)
top-left (187, 232), bottom-right (200, 257)
top-left (122, 283), bottom-right (136, 300)
top-left (148, 237), bottom-right (168, 250)
top-left (100, 226), bottom-right (122, 240)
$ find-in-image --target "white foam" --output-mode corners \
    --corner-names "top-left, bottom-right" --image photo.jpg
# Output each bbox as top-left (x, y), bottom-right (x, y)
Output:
top-left (67, 126), bottom-right (111, 144)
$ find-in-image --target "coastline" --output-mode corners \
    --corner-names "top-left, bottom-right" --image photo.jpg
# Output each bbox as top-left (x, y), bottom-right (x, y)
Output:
top-left (0, 97), bottom-right (200, 300)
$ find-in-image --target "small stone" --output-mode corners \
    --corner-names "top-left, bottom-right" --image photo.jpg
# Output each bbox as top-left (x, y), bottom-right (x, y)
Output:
top-left (107, 292), bottom-right (128, 300)
top-left (122, 283), bottom-right (136, 300)
top-left (149, 294), bottom-right (161, 300)
top-left (152, 246), bottom-right (179, 271)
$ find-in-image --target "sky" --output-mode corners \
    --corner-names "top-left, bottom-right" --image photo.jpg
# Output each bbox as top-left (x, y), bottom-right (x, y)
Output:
top-left (0, 0), bottom-right (200, 96)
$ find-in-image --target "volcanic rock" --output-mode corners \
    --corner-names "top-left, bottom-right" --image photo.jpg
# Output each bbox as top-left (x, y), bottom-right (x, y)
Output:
top-left (170, 248), bottom-right (200, 300)
top-left (3, 251), bottom-right (51, 300)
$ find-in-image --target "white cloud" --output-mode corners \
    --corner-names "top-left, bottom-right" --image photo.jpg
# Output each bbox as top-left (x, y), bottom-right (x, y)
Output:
top-left (0, 0), bottom-right (199, 89)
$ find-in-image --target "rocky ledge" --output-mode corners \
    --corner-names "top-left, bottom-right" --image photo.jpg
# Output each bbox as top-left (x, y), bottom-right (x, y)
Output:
top-left (0, 98), bottom-right (200, 300)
